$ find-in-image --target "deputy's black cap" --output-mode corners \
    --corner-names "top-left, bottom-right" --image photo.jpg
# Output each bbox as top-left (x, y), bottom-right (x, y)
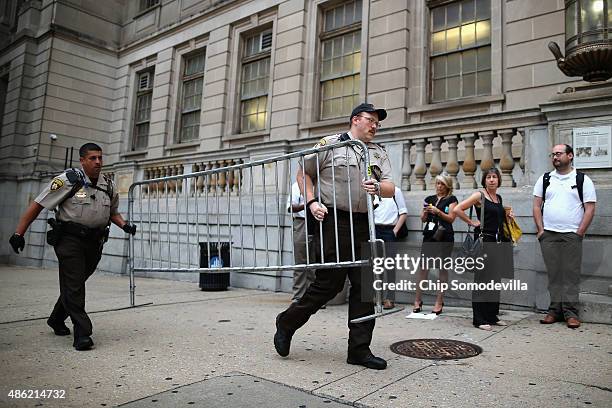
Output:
top-left (350, 103), bottom-right (387, 122)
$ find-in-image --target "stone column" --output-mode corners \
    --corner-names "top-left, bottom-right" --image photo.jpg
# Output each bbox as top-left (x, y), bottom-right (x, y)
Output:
top-left (498, 129), bottom-right (516, 187)
top-left (429, 137), bottom-right (443, 189)
top-left (413, 139), bottom-right (427, 191)
top-left (479, 131), bottom-right (495, 172)
top-left (401, 141), bottom-right (412, 191)
top-left (444, 135), bottom-right (460, 190)
top-left (461, 133), bottom-right (478, 189)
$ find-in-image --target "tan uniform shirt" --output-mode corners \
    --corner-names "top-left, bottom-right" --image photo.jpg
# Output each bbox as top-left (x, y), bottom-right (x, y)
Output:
top-left (302, 132), bottom-right (392, 213)
top-left (35, 169), bottom-right (119, 229)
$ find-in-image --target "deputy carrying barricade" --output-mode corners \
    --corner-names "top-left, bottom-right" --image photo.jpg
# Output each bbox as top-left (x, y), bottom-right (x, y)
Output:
top-left (127, 139), bottom-right (403, 323)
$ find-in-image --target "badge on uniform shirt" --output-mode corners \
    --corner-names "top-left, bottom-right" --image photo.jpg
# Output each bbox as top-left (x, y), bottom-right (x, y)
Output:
top-left (50, 178), bottom-right (64, 191)
top-left (75, 188), bottom-right (87, 199)
top-left (373, 152), bottom-right (381, 159)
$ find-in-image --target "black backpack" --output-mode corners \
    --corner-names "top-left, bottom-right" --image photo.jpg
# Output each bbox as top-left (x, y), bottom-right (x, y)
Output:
top-left (541, 171), bottom-right (585, 214)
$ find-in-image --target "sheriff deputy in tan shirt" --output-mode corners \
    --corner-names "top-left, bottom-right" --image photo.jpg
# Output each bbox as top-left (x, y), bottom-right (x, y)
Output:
top-left (274, 103), bottom-right (394, 371)
top-left (9, 143), bottom-right (136, 351)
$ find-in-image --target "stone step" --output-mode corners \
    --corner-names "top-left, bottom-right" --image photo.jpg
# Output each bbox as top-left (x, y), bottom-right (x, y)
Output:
top-left (579, 293), bottom-right (612, 324)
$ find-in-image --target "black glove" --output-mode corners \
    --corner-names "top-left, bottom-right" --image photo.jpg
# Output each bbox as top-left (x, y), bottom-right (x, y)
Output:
top-left (9, 233), bottom-right (25, 254)
top-left (122, 223), bottom-right (137, 236)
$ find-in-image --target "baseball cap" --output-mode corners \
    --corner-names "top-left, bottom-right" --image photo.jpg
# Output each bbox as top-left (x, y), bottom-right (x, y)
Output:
top-left (350, 103), bottom-right (387, 122)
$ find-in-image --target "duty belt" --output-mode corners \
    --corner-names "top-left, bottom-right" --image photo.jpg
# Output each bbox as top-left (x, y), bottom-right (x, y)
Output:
top-left (59, 221), bottom-right (107, 241)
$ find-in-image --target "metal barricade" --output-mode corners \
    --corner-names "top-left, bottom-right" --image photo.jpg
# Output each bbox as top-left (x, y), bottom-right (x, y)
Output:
top-left (127, 139), bottom-right (403, 322)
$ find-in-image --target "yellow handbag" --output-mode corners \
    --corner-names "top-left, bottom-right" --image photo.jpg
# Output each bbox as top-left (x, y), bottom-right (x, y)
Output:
top-left (503, 216), bottom-right (522, 244)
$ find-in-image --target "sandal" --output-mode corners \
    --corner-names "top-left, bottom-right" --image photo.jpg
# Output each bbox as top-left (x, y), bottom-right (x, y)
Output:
top-left (432, 302), bottom-right (444, 315)
top-left (383, 300), bottom-right (395, 310)
top-left (477, 324), bottom-right (492, 331)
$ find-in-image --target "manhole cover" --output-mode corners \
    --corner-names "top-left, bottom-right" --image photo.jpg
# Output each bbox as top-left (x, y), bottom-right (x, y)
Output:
top-left (390, 339), bottom-right (482, 360)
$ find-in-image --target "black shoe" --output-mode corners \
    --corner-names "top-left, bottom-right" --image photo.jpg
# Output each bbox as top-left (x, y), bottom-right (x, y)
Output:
top-left (73, 336), bottom-right (94, 351)
top-left (413, 301), bottom-right (423, 313)
top-left (432, 302), bottom-right (444, 315)
top-left (47, 319), bottom-right (70, 336)
top-left (347, 353), bottom-right (387, 370)
top-left (273, 314), bottom-right (293, 357)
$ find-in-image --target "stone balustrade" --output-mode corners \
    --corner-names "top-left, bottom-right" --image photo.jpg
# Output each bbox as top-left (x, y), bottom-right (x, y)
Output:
top-left (141, 158), bottom-right (245, 197)
top-left (400, 128), bottom-right (524, 190)
top-left (141, 164), bottom-right (184, 197)
top-left (190, 158), bottom-right (243, 196)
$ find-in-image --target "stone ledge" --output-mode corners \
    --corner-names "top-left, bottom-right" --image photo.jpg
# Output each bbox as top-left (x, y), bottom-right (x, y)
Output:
top-left (579, 293), bottom-right (612, 324)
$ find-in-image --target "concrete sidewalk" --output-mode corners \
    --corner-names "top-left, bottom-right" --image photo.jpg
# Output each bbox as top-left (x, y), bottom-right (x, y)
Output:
top-left (0, 266), bottom-right (610, 408)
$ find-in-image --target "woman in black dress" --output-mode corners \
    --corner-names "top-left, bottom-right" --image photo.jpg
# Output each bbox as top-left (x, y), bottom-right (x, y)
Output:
top-left (453, 168), bottom-right (514, 330)
top-left (413, 174), bottom-right (458, 315)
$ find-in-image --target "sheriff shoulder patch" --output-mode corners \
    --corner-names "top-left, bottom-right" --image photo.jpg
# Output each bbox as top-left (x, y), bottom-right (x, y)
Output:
top-left (50, 178), bottom-right (64, 192)
top-left (373, 152), bottom-right (381, 159)
top-left (317, 138), bottom-right (327, 147)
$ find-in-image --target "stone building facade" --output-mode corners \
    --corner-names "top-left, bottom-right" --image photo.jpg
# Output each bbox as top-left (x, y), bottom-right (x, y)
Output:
top-left (0, 0), bottom-right (610, 314)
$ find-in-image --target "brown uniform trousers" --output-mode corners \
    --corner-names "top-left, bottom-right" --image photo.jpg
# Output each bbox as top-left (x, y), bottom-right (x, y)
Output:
top-left (277, 209), bottom-right (375, 359)
top-left (50, 233), bottom-right (103, 343)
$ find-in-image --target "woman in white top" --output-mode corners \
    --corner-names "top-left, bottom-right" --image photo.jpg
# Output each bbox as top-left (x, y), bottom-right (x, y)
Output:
top-left (374, 186), bottom-right (408, 309)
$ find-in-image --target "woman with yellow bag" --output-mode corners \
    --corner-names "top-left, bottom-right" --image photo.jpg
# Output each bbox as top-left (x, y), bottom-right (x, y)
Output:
top-left (453, 168), bottom-right (518, 330)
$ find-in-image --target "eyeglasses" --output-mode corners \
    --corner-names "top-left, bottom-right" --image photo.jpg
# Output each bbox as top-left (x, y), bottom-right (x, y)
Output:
top-left (549, 152), bottom-right (566, 158)
top-left (357, 115), bottom-right (381, 129)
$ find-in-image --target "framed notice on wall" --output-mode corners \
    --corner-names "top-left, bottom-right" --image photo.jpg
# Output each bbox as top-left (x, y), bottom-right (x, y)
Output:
top-left (572, 126), bottom-right (612, 169)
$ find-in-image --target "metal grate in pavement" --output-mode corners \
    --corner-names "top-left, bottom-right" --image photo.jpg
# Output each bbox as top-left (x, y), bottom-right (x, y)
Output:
top-left (390, 338), bottom-right (482, 360)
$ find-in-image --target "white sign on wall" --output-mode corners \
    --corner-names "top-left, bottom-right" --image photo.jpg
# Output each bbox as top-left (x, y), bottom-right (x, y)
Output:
top-left (572, 126), bottom-right (612, 169)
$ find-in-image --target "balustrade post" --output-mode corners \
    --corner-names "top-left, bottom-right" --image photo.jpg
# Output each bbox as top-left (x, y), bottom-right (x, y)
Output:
top-left (401, 141), bottom-right (412, 191)
top-left (196, 162), bottom-right (205, 196)
top-left (177, 165), bottom-right (184, 195)
top-left (479, 131), bottom-right (495, 172)
top-left (413, 139), bottom-right (427, 191)
top-left (233, 159), bottom-right (241, 195)
top-left (143, 169), bottom-right (150, 196)
top-left (461, 133), bottom-right (478, 189)
top-left (444, 135), bottom-right (460, 190)
top-left (218, 160), bottom-right (227, 195)
top-left (227, 159), bottom-right (235, 195)
top-left (498, 129), bottom-right (516, 187)
top-left (205, 162), bottom-right (214, 193)
top-left (190, 163), bottom-right (198, 197)
top-left (429, 137), bottom-right (443, 189)
top-left (210, 161), bottom-right (219, 195)
top-left (153, 167), bottom-right (162, 197)
top-left (165, 166), bottom-right (176, 197)
top-left (518, 128), bottom-right (525, 173)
